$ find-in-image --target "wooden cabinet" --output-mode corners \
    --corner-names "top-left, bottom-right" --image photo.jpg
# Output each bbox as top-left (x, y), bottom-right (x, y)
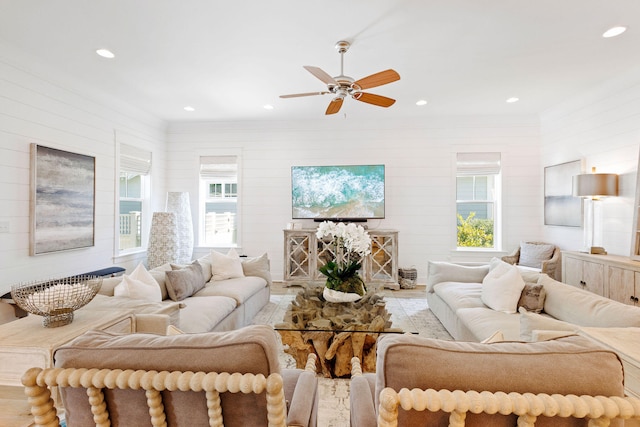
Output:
top-left (284, 229), bottom-right (399, 289)
top-left (562, 251), bottom-right (640, 303)
top-left (562, 253), bottom-right (604, 295)
top-left (608, 268), bottom-right (640, 306)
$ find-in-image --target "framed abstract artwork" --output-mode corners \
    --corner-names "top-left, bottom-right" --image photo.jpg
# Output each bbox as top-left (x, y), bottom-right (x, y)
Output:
top-left (544, 160), bottom-right (582, 227)
top-left (30, 144), bottom-right (95, 255)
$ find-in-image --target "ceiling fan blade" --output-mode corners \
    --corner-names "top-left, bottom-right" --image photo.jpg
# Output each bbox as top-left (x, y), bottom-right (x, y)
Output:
top-left (353, 92), bottom-right (396, 108)
top-left (280, 91), bottom-right (330, 98)
top-left (304, 66), bottom-right (338, 85)
top-left (325, 97), bottom-right (344, 115)
top-left (353, 69), bottom-right (400, 90)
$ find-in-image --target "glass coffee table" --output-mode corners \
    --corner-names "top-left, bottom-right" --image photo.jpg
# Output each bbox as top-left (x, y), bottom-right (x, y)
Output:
top-left (274, 287), bottom-right (416, 378)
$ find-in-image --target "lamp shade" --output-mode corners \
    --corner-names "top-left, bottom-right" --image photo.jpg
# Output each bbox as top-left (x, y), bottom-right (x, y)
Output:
top-left (572, 173), bottom-right (618, 198)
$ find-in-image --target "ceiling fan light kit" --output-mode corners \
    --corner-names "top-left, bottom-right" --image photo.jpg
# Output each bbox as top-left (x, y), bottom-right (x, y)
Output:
top-left (280, 40), bottom-right (400, 115)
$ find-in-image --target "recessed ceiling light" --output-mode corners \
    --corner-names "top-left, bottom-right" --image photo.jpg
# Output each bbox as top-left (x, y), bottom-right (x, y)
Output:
top-left (603, 26), bottom-right (627, 38)
top-left (506, 97), bottom-right (519, 103)
top-left (263, 104), bottom-right (274, 110)
top-left (96, 48), bottom-right (115, 59)
top-left (183, 106), bottom-right (195, 112)
top-left (416, 100), bottom-right (428, 106)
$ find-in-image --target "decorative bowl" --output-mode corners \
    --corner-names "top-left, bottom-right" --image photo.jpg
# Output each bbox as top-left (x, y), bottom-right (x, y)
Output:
top-left (11, 275), bottom-right (103, 327)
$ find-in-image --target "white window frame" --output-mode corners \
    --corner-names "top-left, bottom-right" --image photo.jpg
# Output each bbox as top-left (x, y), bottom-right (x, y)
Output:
top-left (455, 152), bottom-right (502, 251)
top-left (198, 153), bottom-right (241, 249)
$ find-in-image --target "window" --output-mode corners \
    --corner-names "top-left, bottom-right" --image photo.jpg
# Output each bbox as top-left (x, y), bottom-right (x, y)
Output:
top-left (199, 156), bottom-right (238, 247)
top-left (118, 144), bottom-right (151, 252)
top-left (456, 152), bottom-right (501, 249)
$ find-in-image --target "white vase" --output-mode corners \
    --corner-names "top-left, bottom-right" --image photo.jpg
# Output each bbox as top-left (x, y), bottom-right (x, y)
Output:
top-left (166, 192), bottom-right (194, 264)
top-left (323, 287), bottom-right (363, 303)
top-left (147, 212), bottom-right (179, 269)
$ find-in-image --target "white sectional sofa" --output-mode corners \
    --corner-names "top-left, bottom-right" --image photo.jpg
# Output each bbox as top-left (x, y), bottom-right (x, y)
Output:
top-left (88, 253), bottom-right (271, 333)
top-left (426, 259), bottom-right (640, 342)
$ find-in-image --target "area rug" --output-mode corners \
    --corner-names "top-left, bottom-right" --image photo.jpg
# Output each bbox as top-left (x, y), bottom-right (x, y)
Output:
top-left (252, 284), bottom-right (452, 427)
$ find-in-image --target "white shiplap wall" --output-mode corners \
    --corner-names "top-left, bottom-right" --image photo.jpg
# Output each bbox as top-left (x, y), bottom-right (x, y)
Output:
top-left (540, 68), bottom-right (640, 256)
top-left (0, 41), bottom-right (167, 296)
top-left (167, 115), bottom-right (542, 282)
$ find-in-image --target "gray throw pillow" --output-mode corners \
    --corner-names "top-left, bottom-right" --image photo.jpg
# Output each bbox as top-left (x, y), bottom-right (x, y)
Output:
top-left (165, 261), bottom-right (205, 301)
top-left (518, 242), bottom-right (555, 269)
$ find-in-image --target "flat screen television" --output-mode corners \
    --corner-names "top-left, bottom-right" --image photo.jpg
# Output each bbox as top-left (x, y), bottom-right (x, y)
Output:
top-left (291, 164), bottom-right (385, 221)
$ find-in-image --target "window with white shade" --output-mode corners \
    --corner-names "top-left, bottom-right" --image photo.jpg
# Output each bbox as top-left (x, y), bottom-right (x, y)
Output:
top-left (456, 152), bottom-right (501, 249)
top-left (199, 155), bottom-right (238, 247)
top-left (118, 144), bottom-right (151, 252)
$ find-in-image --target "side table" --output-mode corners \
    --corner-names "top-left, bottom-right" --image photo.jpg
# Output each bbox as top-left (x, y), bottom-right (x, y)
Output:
top-left (579, 327), bottom-right (640, 398)
top-left (579, 327), bottom-right (640, 427)
top-left (0, 308), bottom-right (134, 427)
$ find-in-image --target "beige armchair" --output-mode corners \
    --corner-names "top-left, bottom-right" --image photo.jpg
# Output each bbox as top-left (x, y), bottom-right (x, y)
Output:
top-left (350, 333), bottom-right (640, 427)
top-left (22, 325), bottom-right (318, 427)
top-left (502, 241), bottom-right (562, 280)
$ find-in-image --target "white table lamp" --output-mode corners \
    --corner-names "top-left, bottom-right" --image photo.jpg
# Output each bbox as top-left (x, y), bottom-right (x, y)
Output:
top-left (572, 167), bottom-right (618, 254)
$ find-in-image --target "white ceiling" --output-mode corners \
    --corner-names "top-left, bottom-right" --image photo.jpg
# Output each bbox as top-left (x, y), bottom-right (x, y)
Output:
top-left (1, 0), bottom-right (640, 122)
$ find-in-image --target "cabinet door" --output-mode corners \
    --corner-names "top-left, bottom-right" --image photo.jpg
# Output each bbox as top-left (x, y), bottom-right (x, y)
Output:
top-left (608, 267), bottom-right (636, 305)
top-left (564, 256), bottom-right (584, 288)
top-left (582, 261), bottom-right (604, 295)
top-left (284, 232), bottom-right (312, 281)
top-left (367, 233), bottom-right (396, 282)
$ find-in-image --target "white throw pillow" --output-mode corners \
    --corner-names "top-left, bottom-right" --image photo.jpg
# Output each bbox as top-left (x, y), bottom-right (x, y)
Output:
top-left (114, 263), bottom-right (162, 302)
top-left (518, 242), bottom-right (555, 269)
top-left (210, 248), bottom-right (245, 281)
top-left (481, 259), bottom-right (525, 313)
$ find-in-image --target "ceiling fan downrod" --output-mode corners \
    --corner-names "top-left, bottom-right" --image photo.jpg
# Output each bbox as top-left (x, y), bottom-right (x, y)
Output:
top-left (335, 40), bottom-right (350, 79)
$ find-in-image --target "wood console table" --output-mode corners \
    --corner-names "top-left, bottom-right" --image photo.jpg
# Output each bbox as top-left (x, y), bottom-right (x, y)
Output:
top-left (284, 229), bottom-right (399, 289)
top-left (0, 308), bottom-right (134, 426)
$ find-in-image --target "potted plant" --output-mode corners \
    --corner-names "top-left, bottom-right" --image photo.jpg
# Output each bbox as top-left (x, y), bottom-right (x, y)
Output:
top-left (316, 221), bottom-right (372, 302)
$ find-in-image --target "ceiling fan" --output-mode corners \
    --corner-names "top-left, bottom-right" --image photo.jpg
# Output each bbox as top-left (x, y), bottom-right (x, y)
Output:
top-left (280, 40), bottom-right (400, 115)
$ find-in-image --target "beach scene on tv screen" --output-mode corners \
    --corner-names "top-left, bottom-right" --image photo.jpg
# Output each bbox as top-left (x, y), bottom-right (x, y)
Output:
top-left (292, 165), bottom-right (385, 219)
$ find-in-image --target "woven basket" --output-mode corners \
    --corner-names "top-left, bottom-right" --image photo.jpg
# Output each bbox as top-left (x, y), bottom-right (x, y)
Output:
top-left (398, 267), bottom-right (417, 289)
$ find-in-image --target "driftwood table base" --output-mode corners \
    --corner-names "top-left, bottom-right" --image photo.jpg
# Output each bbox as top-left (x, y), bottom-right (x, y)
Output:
top-left (275, 287), bottom-right (398, 378)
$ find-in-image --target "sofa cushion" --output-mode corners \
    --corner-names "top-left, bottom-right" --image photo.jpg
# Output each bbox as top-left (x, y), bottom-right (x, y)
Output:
top-left (114, 263), bottom-right (162, 302)
top-left (519, 306), bottom-right (577, 342)
top-left (54, 325), bottom-right (282, 427)
top-left (455, 307), bottom-right (521, 342)
top-left (85, 294), bottom-right (182, 326)
top-left (196, 254), bottom-right (214, 282)
top-left (211, 248), bottom-right (245, 280)
top-left (432, 282), bottom-right (485, 311)
top-left (481, 259), bottom-right (525, 313)
top-left (375, 334), bottom-right (624, 427)
top-left (426, 261), bottom-right (489, 293)
top-left (541, 275), bottom-right (640, 327)
top-left (165, 261), bottom-right (206, 301)
top-left (241, 253), bottom-right (273, 286)
top-left (194, 276), bottom-right (267, 305)
top-left (516, 266), bottom-right (542, 284)
top-left (178, 295), bottom-right (238, 333)
top-left (150, 263), bottom-right (172, 300)
top-left (519, 242), bottom-right (555, 269)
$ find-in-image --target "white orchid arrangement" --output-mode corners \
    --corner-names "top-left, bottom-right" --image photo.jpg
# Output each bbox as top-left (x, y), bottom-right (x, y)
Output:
top-left (316, 221), bottom-right (372, 296)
